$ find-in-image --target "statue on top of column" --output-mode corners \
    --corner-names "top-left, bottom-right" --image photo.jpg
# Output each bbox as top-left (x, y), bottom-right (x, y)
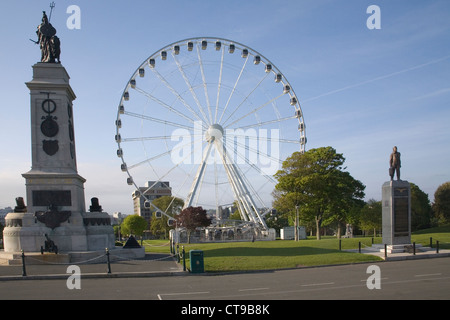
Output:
top-left (389, 146), bottom-right (401, 181)
top-left (33, 11), bottom-right (61, 63)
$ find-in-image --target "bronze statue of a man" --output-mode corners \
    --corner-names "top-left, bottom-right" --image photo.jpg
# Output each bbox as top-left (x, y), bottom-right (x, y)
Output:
top-left (389, 146), bottom-right (401, 181)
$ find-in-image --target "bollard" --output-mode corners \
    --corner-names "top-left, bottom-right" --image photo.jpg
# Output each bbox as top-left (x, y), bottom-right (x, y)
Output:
top-left (430, 237), bottom-right (433, 248)
top-left (339, 239), bottom-right (341, 251)
top-left (358, 241), bottom-right (361, 253)
top-left (106, 248), bottom-right (112, 274)
top-left (436, 241), bottom-right (440, 254)
top-left (176, 244), bottom-right (180, 263)
top-left (384, 244), bottom-right (387, 260)
top-left (413, 242), bottom-right (416, 255)
top-left (21, 250), bottom-right (27, 277)
top-left (182, 246), bottom-right (186, 271)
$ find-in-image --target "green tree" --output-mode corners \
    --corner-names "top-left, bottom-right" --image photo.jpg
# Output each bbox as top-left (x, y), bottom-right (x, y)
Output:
top-left (175, 206), bottom-right (212, 243)
top-left (121, 215), bottom-right (148, 237)
top-left (265, 210), bottom-right (289, 233)
top-left (410, 183), bottom-right (432, 231)
top-left (274, 147), bottom-right (365, 240)
top-left (150, 196), bottom-right (184, 239)
top-left (229, 200), bottom-right (241, 220)
top-left (359, 199), bottom-right (382, 236)
top-left (324, 169), bottom-right (366, 238)
top-left (433, 181), bottom-right (450, 225)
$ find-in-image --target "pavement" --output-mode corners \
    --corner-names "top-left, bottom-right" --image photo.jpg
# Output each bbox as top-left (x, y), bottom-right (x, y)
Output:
top-left (0, 245), bottom-right (449, 281)
top-left (0, 252), bottom-right (186, 281)
top-left (345, 244), bottom-right (450, 261)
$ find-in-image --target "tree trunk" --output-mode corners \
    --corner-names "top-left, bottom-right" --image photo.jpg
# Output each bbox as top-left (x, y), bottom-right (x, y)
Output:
top-left (315, 214), bottom-right (322, 240)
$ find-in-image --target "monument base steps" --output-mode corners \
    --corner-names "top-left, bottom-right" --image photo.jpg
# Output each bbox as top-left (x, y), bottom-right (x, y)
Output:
top-left (371, 243), bottom-right (424, 253)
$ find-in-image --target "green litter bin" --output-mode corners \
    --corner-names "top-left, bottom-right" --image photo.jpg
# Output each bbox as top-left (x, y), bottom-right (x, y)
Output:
top-left (189, 250), bottom-right (204, 273)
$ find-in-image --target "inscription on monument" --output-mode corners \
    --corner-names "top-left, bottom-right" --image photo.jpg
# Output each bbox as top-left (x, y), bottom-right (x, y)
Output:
top-left (32, 190), bottom-right (72, 206)
top-left (394, 197), bottom-right (409, 236)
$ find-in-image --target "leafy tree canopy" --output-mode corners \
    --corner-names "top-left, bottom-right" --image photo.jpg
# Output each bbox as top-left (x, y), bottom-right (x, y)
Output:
top-left (175, 206), bottom-right (212, 243)
top-left (273, 147), bottom-right (365, 239)
top-left (433, 181), bottom-right (450, 224)
top-left (121, 214), bottom-right (148, 237)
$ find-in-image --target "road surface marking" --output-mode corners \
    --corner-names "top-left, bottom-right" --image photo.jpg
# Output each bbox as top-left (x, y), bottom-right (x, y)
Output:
top-left (414, 273), bottom-right (442, 277)
top-left (301, 282), bottom-right (334, 287)
top-left (157, 291), bottom-right (210, 300)
top-left (238, 287), bottom-right (269, 292)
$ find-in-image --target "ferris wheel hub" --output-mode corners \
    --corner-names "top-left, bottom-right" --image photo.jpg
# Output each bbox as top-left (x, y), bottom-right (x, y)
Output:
top-left (205, 124), bottom-right (224, 143)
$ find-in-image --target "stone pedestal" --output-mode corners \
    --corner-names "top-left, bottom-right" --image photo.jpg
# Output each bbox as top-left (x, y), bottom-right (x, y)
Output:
top-left (382, 180), bottom-right (411, 245)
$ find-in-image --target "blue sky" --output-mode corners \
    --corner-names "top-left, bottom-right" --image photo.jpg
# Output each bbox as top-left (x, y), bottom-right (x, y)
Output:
top-left (1, 0), bottom-right (449, 215)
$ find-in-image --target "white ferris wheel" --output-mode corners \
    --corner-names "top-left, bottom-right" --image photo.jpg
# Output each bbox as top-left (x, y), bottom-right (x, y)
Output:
top-left (115, 37), bottom-right (306, 230)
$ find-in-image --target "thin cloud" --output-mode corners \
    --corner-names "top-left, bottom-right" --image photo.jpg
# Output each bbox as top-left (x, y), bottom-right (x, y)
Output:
top-left (303, 54), bottom-right (450, 103)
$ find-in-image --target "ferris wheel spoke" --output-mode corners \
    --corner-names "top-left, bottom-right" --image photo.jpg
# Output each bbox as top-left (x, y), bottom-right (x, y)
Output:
top-left (233, 138), bottom-right (283, 165)
top-left (121, 135), bottom-right (173, 143)
top-left (124, 110), bottom-right (193, 131)
top-left (221, 73), bottom-right (270, 127)
top-left (218, 55), bottom-right (249, 124)
top-left (214, 45), bottom-right (225, 124)
top-left (126, 135), bottom-right (203, 171)
top-left (231, 133), bottom-right (300, 145)
top-left (231, 145), bottom-right (278, 184)
top-left (149, 67), bottom-right (207, 124)
top-left (236, 115), bottom-right (297, 130)
top-left (224, 93), bottom-right (284, 129)
top-left (172, 52), bottom-right (210, 125)
top-left (140, 142), bottom-right (201, 198)
top-left (196, 43), bottom-right (213, 124)
top-left (133, 86), bottom-right (197, 126)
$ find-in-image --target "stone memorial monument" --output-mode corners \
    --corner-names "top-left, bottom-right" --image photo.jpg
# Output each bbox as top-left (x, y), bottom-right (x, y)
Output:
top-left (381, 146), bottom-right (412, 252)
top-left (1, 10), bottom-right (123, 259)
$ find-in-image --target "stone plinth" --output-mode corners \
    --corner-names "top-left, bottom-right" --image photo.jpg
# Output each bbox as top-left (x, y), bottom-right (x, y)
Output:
top-left (382, 180), bottom-right (411, 245)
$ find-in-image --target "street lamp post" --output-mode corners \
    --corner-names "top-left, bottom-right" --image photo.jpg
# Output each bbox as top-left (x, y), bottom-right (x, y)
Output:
top-left (295, 205), bottom-right (299, 241)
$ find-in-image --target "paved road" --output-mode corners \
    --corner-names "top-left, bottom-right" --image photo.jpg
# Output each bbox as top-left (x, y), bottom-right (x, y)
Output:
top-left (1, 257), bottom-right (449, 301)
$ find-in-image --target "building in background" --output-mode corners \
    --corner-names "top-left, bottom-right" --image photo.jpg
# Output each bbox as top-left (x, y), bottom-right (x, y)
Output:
top-left (132, 181), bottom-right (172, 226)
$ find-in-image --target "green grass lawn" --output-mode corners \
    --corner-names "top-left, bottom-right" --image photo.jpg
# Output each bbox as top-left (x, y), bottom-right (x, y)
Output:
top-left (143, 237), bottom-right (383, 272)
top-left (142, 225), bottom-right (450, 272)
top-left (411, 225), bottom-right (450, 249)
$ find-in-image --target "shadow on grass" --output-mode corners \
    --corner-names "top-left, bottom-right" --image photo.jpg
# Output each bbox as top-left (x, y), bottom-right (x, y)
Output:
top-left (202, 246), bottom-right (344, 257)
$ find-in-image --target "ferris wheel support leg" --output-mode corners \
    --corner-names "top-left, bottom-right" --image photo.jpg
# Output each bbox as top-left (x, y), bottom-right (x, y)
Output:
top-left (184, 142), bottom-right (213, 209)
top-left (231, 163), bottom-right (268, 230)
top-left (215, 140), bottom-right (267, 229)
top-left (220, 155), bottom-right (249, 222)
top-left (215, 141), bottom-right (249, 222)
